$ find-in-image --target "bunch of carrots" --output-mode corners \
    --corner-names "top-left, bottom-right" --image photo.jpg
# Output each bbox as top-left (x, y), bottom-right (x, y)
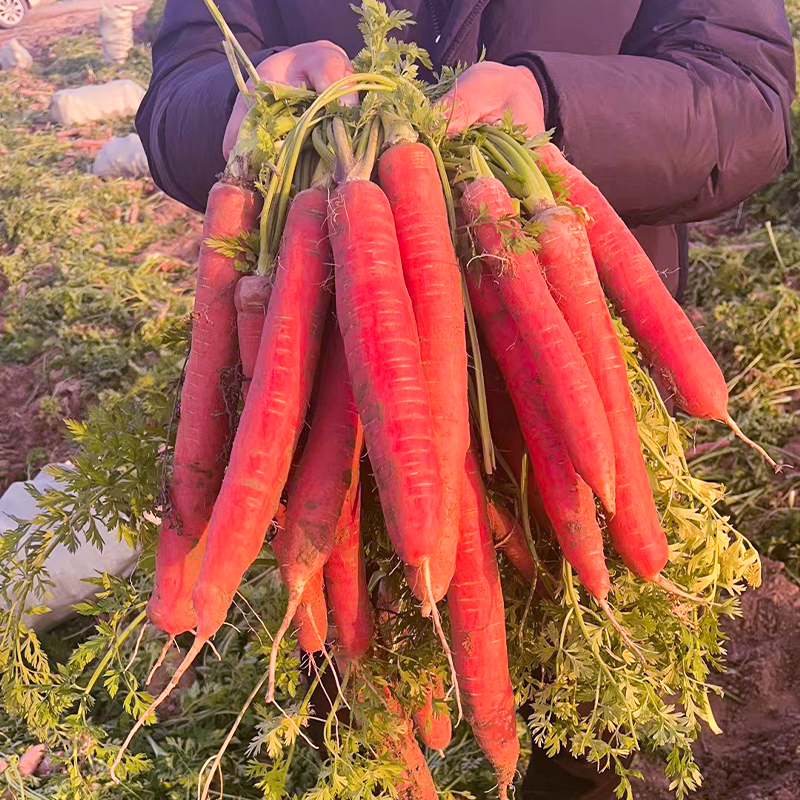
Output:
top-left (109, 3), bottom-right (780, 798)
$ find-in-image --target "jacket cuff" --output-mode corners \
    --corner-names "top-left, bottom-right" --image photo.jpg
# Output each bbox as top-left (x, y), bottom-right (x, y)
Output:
top-left (503, 51), bottom-right (561, 143)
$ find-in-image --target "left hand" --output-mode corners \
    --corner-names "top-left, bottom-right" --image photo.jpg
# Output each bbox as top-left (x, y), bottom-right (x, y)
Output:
top-left (436, 62), bottom-right (545, 138)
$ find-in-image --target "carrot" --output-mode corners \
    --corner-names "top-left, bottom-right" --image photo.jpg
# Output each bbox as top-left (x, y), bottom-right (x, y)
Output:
top-left (147, 182), bottom-right (260, 640)
top-left (466, 271), bottom-right (610, 601)
top-left (450, 450), bottom-right (519, 800)
top-left (329, 177), bottom-right (444, 570)
top-left (482, 356), bottom-right (549, 535)
top-left (486, 501), bottom-right (535, 584)
top-left (329, 171), bottom-right (460, 714)
top-left (461, 177), bottom-right (617, 511)
top-left (290, 568), bottom-right (328, 654)
top-left (111, 188), bottom-right (331, 780)
top-left (535, 205), bottom-right (669, 581)
top-left (266, 320), bottom-right (360, 700)
top-left (378, 142), bottom-right (469, 605)
top-left (234, 275), bottom-right (272, 402)
top-left (376, 686), bottom-right (438, 800)
top-left (324, 427), bottom-right (373, 669)
top-left (411, 676), bottom-right (452, 752)
top-left (538, 144), bottom-right (778, 470)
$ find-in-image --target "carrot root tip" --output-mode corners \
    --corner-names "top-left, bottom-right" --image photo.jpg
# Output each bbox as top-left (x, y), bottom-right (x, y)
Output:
top-left (267, 593), bottom-right (303, 703)
top-left (421, 560), bottom-right (462, 724)
top-left (110, 638), bottom-right (205, 783)
top-left (596, 597), bottom-right (645, 663)
top-left (723, 412), bottom-right (781, 472)
top-left (650, 574), bottom-right (711, 606)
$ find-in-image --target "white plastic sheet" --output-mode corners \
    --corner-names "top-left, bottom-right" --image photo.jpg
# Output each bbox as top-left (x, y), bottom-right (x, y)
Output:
top-left (93, 133), bottom-right (150, 178)
top-left (0, 39), bottom-right (33, 71)
top-left (0, 465), bottom-right (139, 632)
top-left (50, 79), bottom-right (146, 126)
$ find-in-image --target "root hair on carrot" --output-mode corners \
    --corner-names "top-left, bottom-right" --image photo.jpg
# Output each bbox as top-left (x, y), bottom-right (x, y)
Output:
top-left (145, 636), bottom-right (174, 687)
top-left (596, 597), bottom-right (645, 663)
top-left (421, 560), bottom-right (462, 724)
top-left (651, 574), bottom-right (711, 606)
top-left (110, 638), bottom-right (205, 782)
top-left (723, 412), bottom-right (781, 472)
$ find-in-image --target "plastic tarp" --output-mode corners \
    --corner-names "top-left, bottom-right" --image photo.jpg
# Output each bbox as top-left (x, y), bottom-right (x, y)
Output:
top-left (50, 79), bottom-right (146, 126)
top-left (0, 39), bottom-right (33, 71)
top-left (93, 133), bottom-right (150, 178)
top-left (0, 465), bottom-right (139, 632)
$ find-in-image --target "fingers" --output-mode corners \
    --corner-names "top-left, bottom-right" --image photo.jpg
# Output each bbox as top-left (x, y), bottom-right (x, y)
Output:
top-left (436, 62), bottom-right (545, 138)
top-left (223, 41), bottom-right (357, 159)
top-left (436, 78), bottom-right (479, 137)
top-left (291, 42), bottom-right (359, 107)
top-left (18, 744), bottom-right (47, 776)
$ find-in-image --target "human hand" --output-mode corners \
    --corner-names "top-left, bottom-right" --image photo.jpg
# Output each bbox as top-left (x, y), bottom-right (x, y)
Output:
top-left (437, 62), bottom-right (545, 138)
top-left (223, 41), bottom-right (357, 159)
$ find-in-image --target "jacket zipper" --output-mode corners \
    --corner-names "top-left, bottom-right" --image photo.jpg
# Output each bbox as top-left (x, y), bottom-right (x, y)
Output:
top-left (423, 0), bottom-right (443, 43)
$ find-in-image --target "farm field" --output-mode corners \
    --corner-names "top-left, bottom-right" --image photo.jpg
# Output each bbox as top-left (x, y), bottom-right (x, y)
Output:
top-left (0, 4), bottom-right (797, 799)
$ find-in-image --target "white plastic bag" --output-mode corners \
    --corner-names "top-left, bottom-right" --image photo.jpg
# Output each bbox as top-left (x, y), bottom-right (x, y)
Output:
top-left (0, 465), bottom-right (139, 632)
top-left (99, 5), bottom-right (137, 64)
top-left (93, 133), bottom-right (149, 178)
top-left (0, 39), bottom-right (33, 71)
top-left (50, 79), bottom-right (146, 126)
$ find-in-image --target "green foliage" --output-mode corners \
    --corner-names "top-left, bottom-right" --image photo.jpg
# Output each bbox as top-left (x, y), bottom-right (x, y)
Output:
top-left (0, 37), bottom-right (195, 398)
top-left (0, 6), bottom-right (794, 800)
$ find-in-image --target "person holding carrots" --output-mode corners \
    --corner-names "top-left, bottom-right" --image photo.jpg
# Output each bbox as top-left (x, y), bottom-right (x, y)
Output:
top-left (137, 0), bottom-right (795, 797)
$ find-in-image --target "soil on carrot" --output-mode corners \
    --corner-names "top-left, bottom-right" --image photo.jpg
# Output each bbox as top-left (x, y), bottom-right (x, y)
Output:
top-left (636, 557), bottom-right (800, 800)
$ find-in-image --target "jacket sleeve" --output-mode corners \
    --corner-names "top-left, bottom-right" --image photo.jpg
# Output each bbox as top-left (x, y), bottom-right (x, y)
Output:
top-left (506, 0), bottom-right (795, 226)
top-left (136, 0), bottom-right (276, 212)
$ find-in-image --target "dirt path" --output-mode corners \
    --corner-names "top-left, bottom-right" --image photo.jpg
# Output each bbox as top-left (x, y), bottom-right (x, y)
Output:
top-left (0, 0), bottom-right (152, 47)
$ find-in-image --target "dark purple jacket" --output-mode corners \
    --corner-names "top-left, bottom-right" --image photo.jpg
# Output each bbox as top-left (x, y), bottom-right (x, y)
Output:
top-left (138, 0), bottom-right (795, 296)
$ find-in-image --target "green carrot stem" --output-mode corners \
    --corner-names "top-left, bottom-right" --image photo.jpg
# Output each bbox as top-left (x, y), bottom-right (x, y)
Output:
top-left (257, 73), bottom-right (396, 271)
top-left (202, 0), bottom-right (260, 84)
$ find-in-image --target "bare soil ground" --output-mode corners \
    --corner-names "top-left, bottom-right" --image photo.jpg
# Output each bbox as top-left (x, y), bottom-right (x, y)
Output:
top-left (0, 0), bottom-right (152, 48)
top-left (636, 558), bottom-right (800, 799)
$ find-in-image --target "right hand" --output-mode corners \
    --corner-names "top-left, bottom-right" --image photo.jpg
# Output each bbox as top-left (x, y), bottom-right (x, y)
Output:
top-left (223, 41), bottom-right (357, 159)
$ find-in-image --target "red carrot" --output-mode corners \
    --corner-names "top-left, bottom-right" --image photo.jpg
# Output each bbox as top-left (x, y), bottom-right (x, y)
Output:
top-left (147, 182), bottom-right (260, 640)
top-left (266, 321), bottom-right (360, 700)
top-left (328, 179), bottom-right (443, 571)
top-left (234, 275), bottom-right (272, 402)
top-left (290, 568), bottom-right (328, 654)
top-left (486, 501), bottom-right (535, 584)
top-left (450, 451), bottom-right (519, 800)
top-left (482, 356), bottom-right (550, 535)
top-left (111, 188), bottom-right (331, 780)
top-left (461, 177), bottom-right (617, 511)
top-left (325, 427), bottom-right (373, 669)
top-left (535, 205), bottom-right (669, 580)
top-left (538, 144), bottom-right (778, 469)
top-left (377, 687), bottom-right (438, 800)
top-left (411, 676), bottom-right (452, 752)
top-left (379, 142), bottom-right (469, 605)
top-left (329, 171), bottom-right (459, 712)
top-left (467, 271), bottom-right (610, 601)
